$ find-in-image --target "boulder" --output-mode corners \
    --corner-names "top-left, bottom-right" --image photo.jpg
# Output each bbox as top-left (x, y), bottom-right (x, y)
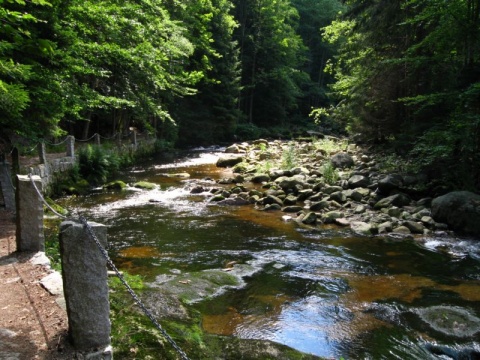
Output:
top-left (329, 191), bottom-right (347, 204)
top-left (251, 174), bottom-right (270, 183)
top-left (301, 212), bottom-right (317, 225)
top-left (216, 155), bottom-right (244, 167)
top-left (374, 193), bottom-right (411, 210)
top-left (348, 175), bottom-right (370, 189)
top-left (378, 174), bottom-right (403, 194)
top-left (350, 221), bottom-right (374, 236)
top-left (309, 200), bottom-right (330, 212)
top-left (322, 211), bottom-right (344, 224)
top-left (330, 152), bottom-right (354, 169)
top-left (431, 191), bottom-right (480, 236)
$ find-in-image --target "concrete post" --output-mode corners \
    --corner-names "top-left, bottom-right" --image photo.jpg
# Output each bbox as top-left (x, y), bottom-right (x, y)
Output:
top-left (66, 135), bottom-right (75, 158)
top-left (130, 129), bottom-right (137, 147)
top-left (95, 133), bottom-right (101, 145)
top-left (59, 221), bottom-right (112, 357)
top-left (15, 175), bottom-right (44, 252)
top-left (116, 132), bottom-right (122, 148)
top-left (38, 142), bottom-right (47, 164)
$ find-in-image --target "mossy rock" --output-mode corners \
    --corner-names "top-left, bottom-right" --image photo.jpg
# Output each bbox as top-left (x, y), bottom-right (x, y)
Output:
top-left (133, 181), bottom-right (157, 190)
top-left (103, 180), bottom-right (127, 190)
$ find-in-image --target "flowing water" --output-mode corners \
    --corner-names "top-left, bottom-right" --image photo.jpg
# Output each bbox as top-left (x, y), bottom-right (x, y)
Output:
top-left (59, 149), bottom-right (480, 359)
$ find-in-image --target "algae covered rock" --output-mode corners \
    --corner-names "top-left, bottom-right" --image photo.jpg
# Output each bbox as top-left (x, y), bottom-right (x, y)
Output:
top-left (133, 181), bottom-right (157, 190)
top-left (103, 180), bottom-right (127, 190)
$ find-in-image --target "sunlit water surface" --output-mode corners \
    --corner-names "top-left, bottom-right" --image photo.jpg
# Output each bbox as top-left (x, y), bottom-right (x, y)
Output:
top-left (59, 149), bottom-right (480, 359)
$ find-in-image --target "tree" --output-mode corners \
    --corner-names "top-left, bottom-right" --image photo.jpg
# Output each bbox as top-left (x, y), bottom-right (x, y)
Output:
top-left (166, 0), bottom-right (242, 145)
top-left (56, 0), bottom-right (200, 139)
top-left (233, 0), bottom-right (309, 127)
top-left (0, 0), bottom-right (62, 143)
top-left (323, 0), bottom-right (480, 190)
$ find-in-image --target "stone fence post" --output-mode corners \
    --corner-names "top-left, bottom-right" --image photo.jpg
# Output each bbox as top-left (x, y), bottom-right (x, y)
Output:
top-left (59, 221), bottom-right (112, 358)
top-left (130, 129), bottom-right (137, 147)
top-left (15, 175), bottom-right (44, 252)
top-left (95, 133), bottom-right (101, 145)
top-left (66, 135), bottom-right (75, 158)
top-left (38, 142), bottom-right (47, 165)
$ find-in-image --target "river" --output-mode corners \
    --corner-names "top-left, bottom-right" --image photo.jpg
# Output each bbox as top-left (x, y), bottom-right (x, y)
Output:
top-left (59, 148), bottom-right (480, 359)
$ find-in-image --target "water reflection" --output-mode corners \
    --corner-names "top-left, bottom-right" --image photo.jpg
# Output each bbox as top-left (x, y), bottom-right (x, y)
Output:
top-left (58, 150), bottom-right (480, 359)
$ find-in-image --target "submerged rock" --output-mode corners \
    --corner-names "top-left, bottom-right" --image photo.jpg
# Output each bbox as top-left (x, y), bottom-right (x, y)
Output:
top-left (416, 305), bottom-right (480, 338)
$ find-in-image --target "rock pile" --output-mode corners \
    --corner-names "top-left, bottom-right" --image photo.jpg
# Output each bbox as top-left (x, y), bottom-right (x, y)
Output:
top-left (200, 139), bottom-right (479, 238)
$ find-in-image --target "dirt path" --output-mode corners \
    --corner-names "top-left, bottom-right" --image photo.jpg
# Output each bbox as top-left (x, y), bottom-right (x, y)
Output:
top-left (0, 210), bottom-right (76, 359)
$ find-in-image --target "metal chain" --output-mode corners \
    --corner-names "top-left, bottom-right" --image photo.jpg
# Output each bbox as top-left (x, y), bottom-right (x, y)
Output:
top-left (45, 136), bottom-right (70, 146)
top-left (78, 216), bottom-right (190, 360)
top-left (28, 174), bottom-right (190, 360)
top-left (74, 133), bottom-right (98, 142)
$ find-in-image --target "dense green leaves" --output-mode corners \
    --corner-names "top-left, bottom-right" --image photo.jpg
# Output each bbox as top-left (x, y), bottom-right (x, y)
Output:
top-left (323, 0), bottom-right (480, 190)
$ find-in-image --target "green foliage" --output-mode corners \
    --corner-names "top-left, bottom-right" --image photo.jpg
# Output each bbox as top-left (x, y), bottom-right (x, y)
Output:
top-left (44, 218), bottom-right (62, 271)
top-left (321, 161), bottom-right (339, 185)
top-left (77, 145), bottom-right (119, 185)
top-left (281, 142), bottom-right (298, 170)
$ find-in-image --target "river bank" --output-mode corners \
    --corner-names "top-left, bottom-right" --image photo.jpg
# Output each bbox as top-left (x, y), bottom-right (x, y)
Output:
top-left (207, 138), bottom-right (480, 239)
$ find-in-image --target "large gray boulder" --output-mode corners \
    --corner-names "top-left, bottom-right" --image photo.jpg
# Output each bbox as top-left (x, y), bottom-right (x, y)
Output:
top-left (431, 191), bottom-right (480, 236)
top-left (330, 152), bottom-right (354, 169)
top-left (216, 155), bottom-right (244, 167)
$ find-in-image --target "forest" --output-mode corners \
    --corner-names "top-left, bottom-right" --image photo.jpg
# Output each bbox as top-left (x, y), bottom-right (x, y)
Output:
top-left (1, 0), bottom-right (479, 191)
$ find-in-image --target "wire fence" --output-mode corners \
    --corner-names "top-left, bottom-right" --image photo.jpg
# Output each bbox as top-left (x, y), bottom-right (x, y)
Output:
top-left (5, 132), bottom-right (154, 169)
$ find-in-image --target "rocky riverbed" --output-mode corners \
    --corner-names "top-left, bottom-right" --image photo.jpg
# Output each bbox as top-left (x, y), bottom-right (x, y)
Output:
top-left (195, 138), bottom-right (480, 239)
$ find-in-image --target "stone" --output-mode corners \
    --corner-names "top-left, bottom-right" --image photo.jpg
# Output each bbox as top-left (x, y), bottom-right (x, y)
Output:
top-left (323, 185), bottom-right (343, 195)
top-left (251, 174), bottom-right (270, 183)
top-left (297, 189), bottom-right (314, 201)
top-left (335, 218), bottom-right (350, 226)
top-left (225, 144), bottom-right (241, 153)
top-left (329, 191), bottom-right (347, 204)
top-left (16, 175), bottom-right (44, 252)
top-left (216, 155), bottom-right (244, 167)
top-left (378, 221), bottom-right (393, 233)
top-left (282, 206), bottom-right (303, 213)
top-left (350, 221), bottom-right (373, 235)
top-left (331, 152), bottom-right (354, 169)
top-left (374, 193), bottom-right (411, 210)
top-left (392, 225), bottom-right (411, 234)
top-left (322, 211), bottom-right (344, 224)
top-left (301, 212), bottom-right (317, 224)
top-left (421, 216), bottom-right (435, 227)
top-left (103, 180), bottom-right (127, 190)
top-left (190, 185), bottom-right (206, 194)
top-left (431, 191), bottom-right (480, 236)
top-left (387, 207), bottom-right (402, 218)
top-left (354, 205), bottom-right (367, 214)
top-left (309, 200), bottom-right (330, 212)
top-left (348, 175), bottom-right (370, 189)
top-left (60, 221), bottom-right (111, 351)
top-left (133, 181), bottom-right (156, 190)
top-left (263, 195), bottom-right (283, 207)
top-left (403, 221), bottom-right (425, 234)
top-left (283, 195), bottom-right (298, 205)
top-left (40, 271), bottom-right (63, 296)
top-left (263, 203), bottom-right (282, 211)
top-left (216, 197), bottom-right (251, 206)
top-left (377, 174), bottom-right (403, 194)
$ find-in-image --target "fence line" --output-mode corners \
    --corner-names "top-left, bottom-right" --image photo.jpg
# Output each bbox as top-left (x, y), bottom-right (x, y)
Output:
top-left (28, 174), bottom-right (190, 360)
top-left (0, 131), bottom-right (155, 211)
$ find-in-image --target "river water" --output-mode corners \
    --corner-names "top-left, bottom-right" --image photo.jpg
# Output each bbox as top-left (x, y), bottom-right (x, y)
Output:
top-left (59, 149), bottom-right (480, 359)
